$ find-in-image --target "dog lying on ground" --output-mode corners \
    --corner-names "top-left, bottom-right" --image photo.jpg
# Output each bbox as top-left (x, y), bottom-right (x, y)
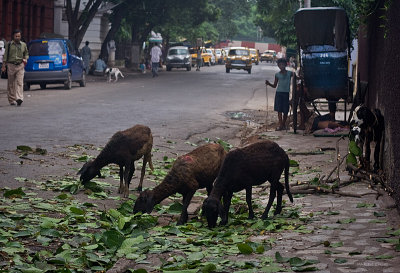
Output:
top-left (105, 67), bottom-right (124, 82)
top-left (350, 104), bottom-right (384, 171)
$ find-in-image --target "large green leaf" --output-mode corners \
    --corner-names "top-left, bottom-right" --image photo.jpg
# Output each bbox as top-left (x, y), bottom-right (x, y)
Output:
top-left (101, 229), bottom-right (125, 249)
top-left (4, 188), bottom-right (26, 198)
top-left (187, 251), bottom-right (204, 262)
top-left (237, 243), bottom-right (253, 254)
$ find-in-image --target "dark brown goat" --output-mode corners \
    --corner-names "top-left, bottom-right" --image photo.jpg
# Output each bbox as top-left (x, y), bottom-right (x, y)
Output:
top-left (77, 125), bottom-right (154, 197)
top-left (202, 140), bottom-right (293, 228)
top-left (133, 143), bottom-right (226, 225)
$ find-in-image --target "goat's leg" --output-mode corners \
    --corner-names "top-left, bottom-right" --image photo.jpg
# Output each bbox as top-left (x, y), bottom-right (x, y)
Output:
top-left (221, 191), bottom-right (233, 225)
top-left (118, 165), bottom-right (124, 194)
top-left (123, 163), bottom-right (134, 198)
top-left (138, 154), bottom-right (150, 192)
top-left (178, 189), bottom-right (196, 225)
top-left (245, 187), bottom-right (254, 219)
top-left (274, 182), bottom-right (284, 215)
top-left (147, 150), bottom-right (154, 171)
top-left (373, 132), bottom-right (383, 171)
top-left (261, 184), bottom-right (277, 220)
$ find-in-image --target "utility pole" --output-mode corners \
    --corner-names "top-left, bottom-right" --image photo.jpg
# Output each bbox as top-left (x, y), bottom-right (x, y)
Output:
top-left (304, 0), bottom-right (311, 8)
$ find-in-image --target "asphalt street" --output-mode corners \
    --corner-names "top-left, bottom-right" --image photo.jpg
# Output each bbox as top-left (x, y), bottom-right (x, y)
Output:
top-left (0, 62), bottom-right (278, 151)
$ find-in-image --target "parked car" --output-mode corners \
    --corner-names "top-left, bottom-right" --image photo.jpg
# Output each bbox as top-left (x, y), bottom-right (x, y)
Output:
top-left (260, 50), bottom-right (276, 63)
top-left (225, 47), bottom-right (252, 74)
top-left (214, 48), bottom-right (224, 64)
top-left (166, 46), bottom-right (192, 71)
top-left (24, 38), bottom-right (85, 90)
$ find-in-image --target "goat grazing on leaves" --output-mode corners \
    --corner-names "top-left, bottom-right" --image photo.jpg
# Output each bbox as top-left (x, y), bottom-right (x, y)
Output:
top-left (133, 143), bottom-right (226, 225)
top-left (202, 140), bottom-right (293, 228)
top-left (350, 105), bottom-right (384, 172)
top-left (77, 125), bottom-right (154, 197)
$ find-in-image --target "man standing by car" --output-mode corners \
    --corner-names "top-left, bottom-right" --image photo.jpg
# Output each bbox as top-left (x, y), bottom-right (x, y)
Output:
top-left (150, 43), bottom-right (162, 77)
top-left (1, 29), bottom-right (28, 106)
top-left (81, 41), bottom-right (91, 74)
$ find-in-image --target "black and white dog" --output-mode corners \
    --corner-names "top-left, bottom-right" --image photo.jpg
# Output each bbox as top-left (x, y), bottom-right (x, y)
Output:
top-left (105, 67), bottom-right (124, 82)
top-left (350, 105), bottom-right (384, 171)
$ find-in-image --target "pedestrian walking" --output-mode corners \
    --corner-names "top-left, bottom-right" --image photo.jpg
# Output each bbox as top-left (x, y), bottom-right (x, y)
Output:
top-left (265, 58), bottom-right (293, 131)
top-left (150, 43), bottom-right (162, 77)
top-left (81, 41), bottom-right (91, 74)
top-left (1, 29), bottom-right (29, 106)
top-left (196, 48), bottom-right (202, 71)
top-left (0, 41), bottom-right (5, 72)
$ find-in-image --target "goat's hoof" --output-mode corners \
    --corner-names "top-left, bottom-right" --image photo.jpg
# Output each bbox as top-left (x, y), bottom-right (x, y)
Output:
top-left (274, 210), bottom-right (282, 215)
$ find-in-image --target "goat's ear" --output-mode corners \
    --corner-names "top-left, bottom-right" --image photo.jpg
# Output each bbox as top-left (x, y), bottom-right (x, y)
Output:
top-left (144, 191), bottom-right (155, 213)
top-left (77, 164), bottom-right (86, 175)
top-left (77, 161), bottom-right (89, 175)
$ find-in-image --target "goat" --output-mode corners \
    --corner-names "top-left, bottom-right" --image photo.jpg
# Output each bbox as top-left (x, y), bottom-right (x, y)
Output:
top-left (133, 143), bottom-right (226, 225)
top-left (350, 105), bottom-right (384, 171)
top-left (77, 124), bottom-right (154, 197)
top-left (202, 140), bottom-right (293, 228)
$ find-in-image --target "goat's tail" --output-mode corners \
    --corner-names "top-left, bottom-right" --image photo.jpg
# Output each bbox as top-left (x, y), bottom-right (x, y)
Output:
top-left (285, 158), bottom-right (293, 203)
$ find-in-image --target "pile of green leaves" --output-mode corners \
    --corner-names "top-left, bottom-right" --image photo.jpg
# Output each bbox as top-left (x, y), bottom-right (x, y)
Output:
top-left (0, 182), bottom-right (315, 272)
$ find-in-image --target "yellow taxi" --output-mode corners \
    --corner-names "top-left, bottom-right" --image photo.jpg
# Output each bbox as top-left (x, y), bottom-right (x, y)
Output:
top-left (249, 48), bottom-right (260, 65)
top-left (190, 47), bottom-right (213, 67)
top-left (260, 50), bottom-right (276, 63)
top-left (225, 47), bottom-right (252, 74)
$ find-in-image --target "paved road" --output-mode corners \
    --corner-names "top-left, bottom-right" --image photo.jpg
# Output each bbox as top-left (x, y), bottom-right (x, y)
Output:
top-left (0, 62), bottom-right (278, 151)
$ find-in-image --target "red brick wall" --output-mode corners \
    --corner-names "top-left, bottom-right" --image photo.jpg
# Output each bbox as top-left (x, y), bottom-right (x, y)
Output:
top-left (241, 41), bottom-right (255, 48)
top-left (0, 0), bottom-right (54, 42)
top-left (268, 44), bottom-right (282, 52)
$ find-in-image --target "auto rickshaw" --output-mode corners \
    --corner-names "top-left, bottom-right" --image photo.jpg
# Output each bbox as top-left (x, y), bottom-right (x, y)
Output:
top-left (292, 7), bottom-right (352, 133)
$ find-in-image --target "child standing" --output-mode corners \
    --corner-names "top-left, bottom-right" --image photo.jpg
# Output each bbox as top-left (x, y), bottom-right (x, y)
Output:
top-left (139, 59), bottom-right (146, 74)
top-left (265, 58), bottom-right (293, 131)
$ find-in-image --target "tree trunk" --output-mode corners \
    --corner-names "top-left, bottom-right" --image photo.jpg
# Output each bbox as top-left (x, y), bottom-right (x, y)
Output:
top-left (66, 0), bottom-right (104, 50)
top-left (130, 23), bottom-right (152, 70)
top-left (100, 3), bottom-right (128, 62)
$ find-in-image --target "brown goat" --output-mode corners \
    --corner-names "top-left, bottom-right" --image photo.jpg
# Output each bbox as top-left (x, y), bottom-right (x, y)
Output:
top-left (77, 125), bottom-right (154, 197)
top-left (133, 143), bottom-right (226, 225)
top-left (202, 140), bottom-right (293, 228)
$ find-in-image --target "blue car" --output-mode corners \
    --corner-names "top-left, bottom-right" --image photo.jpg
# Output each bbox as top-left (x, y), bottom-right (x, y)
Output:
top-left (24, 39), bottom-right (86, 90)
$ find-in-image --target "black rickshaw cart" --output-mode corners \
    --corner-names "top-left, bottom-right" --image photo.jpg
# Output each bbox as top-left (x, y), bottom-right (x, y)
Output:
top-left (292, 7), bottom-right (352, 133)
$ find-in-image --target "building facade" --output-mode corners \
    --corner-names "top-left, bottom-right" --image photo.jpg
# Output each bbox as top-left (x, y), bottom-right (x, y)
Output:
top-left (0, 0), bottom-right (54, 42)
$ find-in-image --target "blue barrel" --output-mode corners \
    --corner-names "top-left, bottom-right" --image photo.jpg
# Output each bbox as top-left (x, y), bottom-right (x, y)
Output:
top-left (302, 45), bottom-right (348, 100)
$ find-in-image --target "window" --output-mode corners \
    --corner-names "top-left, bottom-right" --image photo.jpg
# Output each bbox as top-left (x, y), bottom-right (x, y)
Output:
top-left (29, 40), bottom-right (66, 56)
top-left (229, 49), bottom-right (249, 56)
top-left (169, 48), bottom-right (188, 55)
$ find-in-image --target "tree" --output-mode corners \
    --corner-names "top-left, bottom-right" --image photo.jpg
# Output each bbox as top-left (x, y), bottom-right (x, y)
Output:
top-left (100, 1), bottom-right (129, 61)
top-left (65, 0), bottom-right (105, 50)
top-left (211, 0), bottom-right (253, 41)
